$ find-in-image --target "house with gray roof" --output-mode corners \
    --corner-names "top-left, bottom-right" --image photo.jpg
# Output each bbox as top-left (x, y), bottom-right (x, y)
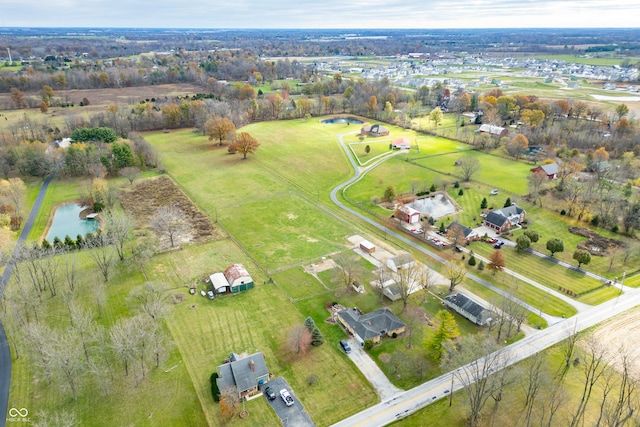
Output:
top-left (337, 307), bottom-right (406, 344)
top-left (444, 293), bottom-right (493, 326)
top-left (531, 162), bottom-right (559, 179)
top-left (216, 351), bottom-right (270, 399)
top-left (447, 221), bottom-right (479, 243)
top-left (483, 204), bottom-right (526, 233)
top-left (386, 253), bottom-right (416, 272)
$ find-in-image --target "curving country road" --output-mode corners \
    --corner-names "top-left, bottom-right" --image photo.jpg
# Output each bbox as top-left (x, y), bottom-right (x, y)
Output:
top-left (0, 173), bottom-right (55, 426)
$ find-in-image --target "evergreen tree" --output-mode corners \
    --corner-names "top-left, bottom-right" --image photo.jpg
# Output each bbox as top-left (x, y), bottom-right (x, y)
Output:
top-left (480, 197), bottom-right (488, 209)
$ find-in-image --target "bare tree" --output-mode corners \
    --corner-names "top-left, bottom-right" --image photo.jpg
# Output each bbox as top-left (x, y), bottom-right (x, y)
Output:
top-left (600, 347), bottom-right (639, 427)
top-left (518, 352), bottom-right (546, 427)
top-left (131, 235), bottom-right (158, 280)
top-left (69, 303), bottom-right (99, 364)
top-left (334, 252), bottom-right (363, 293)
top-left (149, 205), bottom-right (192, 249)
top-left (103, 209), bottom-right (133, 261)
top-left (286, 324), bottom-right (312, 355)
top-left (394, 261), bottom-right (422, 311)
top-left (31, 409), bottom-right (78, 427)
top-left (85, 232), bottom-right (116, 282)
top-left (458, 156), bottom-right (481, 182)
top-left (444, 262), bottom-right (467, 293)
top-left (569, 336), bottom-right (613, 427)
top-left (119, 166), bottom-right (141, 185)
top-left (45, 329), bottom-right (85, 401)
top-left (527, 170), bottom-right (548, 207)
top-left (559, 322), bottom-right (580, 378)
top-left (374, 266), bottom-right (392, 302)
top-left (442, 334), bottom-right (508, 427)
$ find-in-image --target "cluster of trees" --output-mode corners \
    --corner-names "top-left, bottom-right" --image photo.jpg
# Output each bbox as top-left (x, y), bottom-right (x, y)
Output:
top-left (70, 127), bottom-right (117, 143)
top-left (442, 332), bottom-right (640, 427)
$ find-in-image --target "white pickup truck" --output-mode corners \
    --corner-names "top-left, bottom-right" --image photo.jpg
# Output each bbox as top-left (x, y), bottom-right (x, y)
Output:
top-left (280, 388), bottom-right (294, 407)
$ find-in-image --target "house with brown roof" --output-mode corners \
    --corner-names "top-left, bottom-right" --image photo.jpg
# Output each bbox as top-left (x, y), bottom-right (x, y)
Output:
top-left (336, 307), bottom-right (406, 345)
top-left (224, 264), bottom-right (254, 293)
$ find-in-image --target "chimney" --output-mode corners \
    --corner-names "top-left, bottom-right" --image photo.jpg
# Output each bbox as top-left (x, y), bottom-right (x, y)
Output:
top-left (250, 359), bottom-right (255, 372)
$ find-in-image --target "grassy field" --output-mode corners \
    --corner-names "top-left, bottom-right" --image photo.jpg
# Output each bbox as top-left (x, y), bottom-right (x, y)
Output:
top-left (6, 108), bottom-right (636, 427)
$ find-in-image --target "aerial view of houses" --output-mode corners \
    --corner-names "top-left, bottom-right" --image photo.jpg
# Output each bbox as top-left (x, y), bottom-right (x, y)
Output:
top-left (1, 22), bottom-right (640, 427)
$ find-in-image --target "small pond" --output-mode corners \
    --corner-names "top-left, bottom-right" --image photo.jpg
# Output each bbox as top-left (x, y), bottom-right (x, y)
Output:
top-left (46, 204), bottom-right (99, 242)
top-left (321, 117), bottom-right (363, 124)
top-left (408, 193), bottom-right (458, 219)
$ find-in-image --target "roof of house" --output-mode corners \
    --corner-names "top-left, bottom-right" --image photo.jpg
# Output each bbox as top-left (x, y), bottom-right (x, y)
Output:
top-left (396, 205), bottom-right (421, 216)
top-left (392, 137), bottom-right (410, 146)
top-left (444, 293), bottom-right (488, 319)
top-left (388, 253), bottom-right (414, 267)
top-left (484, 210), bottom-right (508, 228)
top-left (338, 307), bottom-right (406, 340)
top-left (224, 264), bottom-right (252, 285)
top-left (498, 204), bottom-right (525, 217)
top-left (447, 221), bottom-right (475, 239)
top-left (217, 352), bottom-right (269, 393)
top-left (362, 124), bottom-right (389, 134)
top-left (209, 272), bottom-right (229, 291)
top-left (537, 162), bottom-right (559, 175)
top-left (478, 124), bottom-right (506, 135)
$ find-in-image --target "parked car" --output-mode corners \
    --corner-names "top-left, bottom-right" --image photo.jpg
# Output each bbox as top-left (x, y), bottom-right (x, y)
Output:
top-left (340, 339), bottom-right (352, 354)
top-left (264, 386), bottom-right (276, 401)
top-left (280, 389), bottom-right (294, 407)
top-left (490, 189), bottom-right (499, 195)
top-left (493, 242), bottom-right (504, 249)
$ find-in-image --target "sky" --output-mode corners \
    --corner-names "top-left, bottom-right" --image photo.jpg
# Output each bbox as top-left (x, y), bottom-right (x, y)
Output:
top-left (2, 0), bottom-right (640, 29)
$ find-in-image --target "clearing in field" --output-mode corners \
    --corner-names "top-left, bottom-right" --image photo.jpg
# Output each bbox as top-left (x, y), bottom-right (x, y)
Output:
top-left (120, 175), bottom-right (223, 247)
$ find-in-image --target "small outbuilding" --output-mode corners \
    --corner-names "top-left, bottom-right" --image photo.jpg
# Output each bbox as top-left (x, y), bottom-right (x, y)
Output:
top-left (386, 253), bottom-right (416, 273)
top-left (395, 205), bottom-right (421, 224)
top-left (224, 264), bottom-right (254, 293)
top-left (361, 123), bottom-right (390, 136)
top-left (391, 137), bottom-right (411, 149)
top-left (359, 240), bottom-right (376, 253)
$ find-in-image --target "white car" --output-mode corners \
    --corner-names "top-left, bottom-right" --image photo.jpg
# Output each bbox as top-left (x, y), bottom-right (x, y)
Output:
top-left (490, 189), bottom-right (499, 195)
top-left (280, 389), bottom-right (294, 407)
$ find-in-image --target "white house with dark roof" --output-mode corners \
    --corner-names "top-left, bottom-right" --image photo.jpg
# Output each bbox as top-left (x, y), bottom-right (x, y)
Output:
top-left (477, 124), bottom-right (508, 138)
top-left (336, 307), bottom-right (406, 345)
top-left (444, 293), bottom-right (493, 326)
top-left (446, 222), bottom-right (479, 243)
top-left (216, 351), bottom-right (270, 399)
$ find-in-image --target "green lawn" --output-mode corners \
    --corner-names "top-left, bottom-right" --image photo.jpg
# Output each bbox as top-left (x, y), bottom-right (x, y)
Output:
top-left (271, 266), bottom-right (328, 301)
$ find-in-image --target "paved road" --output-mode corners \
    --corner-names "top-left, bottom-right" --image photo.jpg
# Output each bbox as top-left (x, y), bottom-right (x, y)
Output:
top-left (0, 173), bottom-right (55, 426)
top-left (332, 286), bottom-right (640, 427)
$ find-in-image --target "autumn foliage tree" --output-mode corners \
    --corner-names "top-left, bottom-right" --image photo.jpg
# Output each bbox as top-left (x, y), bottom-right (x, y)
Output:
top-left (205, 116), bottom-right (236, 146)
top-left (424, 310), bottom-right (460, 361)
top-left (230, 132), bottom-right (260, 160)
top-left (487, 250), bottom-right (505, 275)
top-left (506, 134), bottom-right (529, 159)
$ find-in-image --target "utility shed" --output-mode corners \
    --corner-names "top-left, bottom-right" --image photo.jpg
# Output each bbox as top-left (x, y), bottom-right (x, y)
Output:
top-left (359, 240), bottom-right (376, 253)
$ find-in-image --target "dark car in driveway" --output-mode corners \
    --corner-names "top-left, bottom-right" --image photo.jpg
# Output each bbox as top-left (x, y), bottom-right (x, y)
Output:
top-left (264, 386), bottom-right (276, 401)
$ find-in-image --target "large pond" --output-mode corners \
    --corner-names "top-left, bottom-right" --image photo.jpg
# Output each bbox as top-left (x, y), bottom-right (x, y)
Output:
top-left (46, 204), bottom-right (99, 242)
top-left (321, 117), bottom-right (363, 124)
top-left (408, 193), bottom-right (458, 219)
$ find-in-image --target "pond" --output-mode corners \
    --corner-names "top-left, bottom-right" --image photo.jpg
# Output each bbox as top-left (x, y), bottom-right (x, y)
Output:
top-left (408, 193), bottom-right (458, 220)
top-left (46, 204), bottom-right (99, 242)
top-left (321, 117), bottom-right (363, 124)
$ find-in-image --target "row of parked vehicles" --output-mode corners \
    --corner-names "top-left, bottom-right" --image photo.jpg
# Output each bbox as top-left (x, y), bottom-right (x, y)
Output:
top-left (263, 386), bottom-right (294, 407)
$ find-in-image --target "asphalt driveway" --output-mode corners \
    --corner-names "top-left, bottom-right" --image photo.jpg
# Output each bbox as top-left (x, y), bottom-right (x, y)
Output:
top-left (263, 377), bottom-right (315, 427)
